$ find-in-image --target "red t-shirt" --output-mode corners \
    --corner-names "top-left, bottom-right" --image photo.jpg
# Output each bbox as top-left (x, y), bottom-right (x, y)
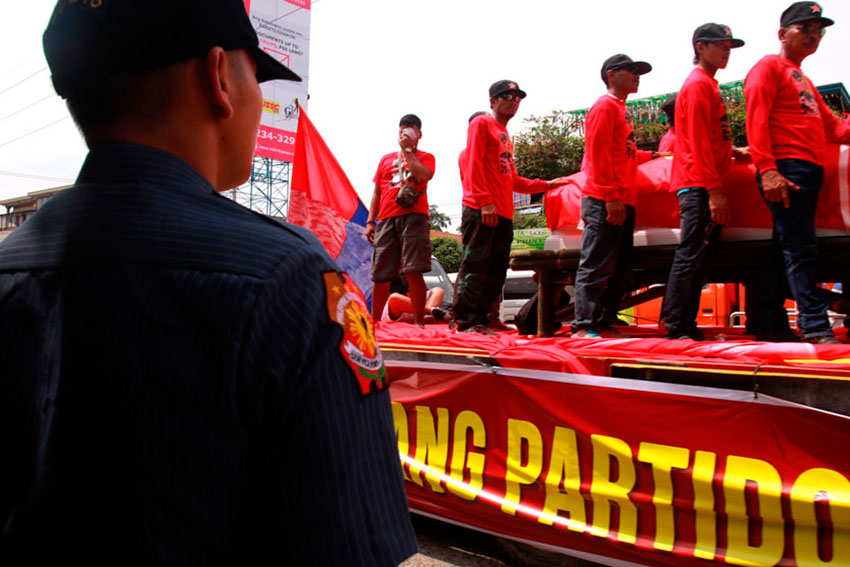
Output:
top-left (462, 114), bottom-right (548, 220)
top-left (658, 129), bottom-right (676, 153)
top-left (745, 54), bottom-right (850, 174)
top-left (581, 94), bottom-right (652, 206)
top-left (670, 67), bottom-right (733, 192)
top-left (372, 149), bottom-right (435, 220)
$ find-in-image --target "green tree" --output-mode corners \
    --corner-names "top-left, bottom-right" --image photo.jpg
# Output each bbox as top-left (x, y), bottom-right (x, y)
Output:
top-left (431, 237), bottom-right (462, 273)
top-left (726, 98), bottom-right (748, 147)
top-left (513, 110), bottom-right (585, 180)
top-left (633, 121), bottom-right (668, 151)
top-left (513, 211), bottom-right (547, 229)
top-left (428, 204), bottom-right (450, 232)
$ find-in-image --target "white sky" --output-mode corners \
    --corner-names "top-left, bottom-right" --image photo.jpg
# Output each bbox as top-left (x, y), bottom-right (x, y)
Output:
top-left (1, 0), bottom-right (849, 229)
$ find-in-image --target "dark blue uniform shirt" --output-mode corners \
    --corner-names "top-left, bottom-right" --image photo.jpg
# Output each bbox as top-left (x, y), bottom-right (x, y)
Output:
top-left (0, 143), bottom-right (416, 565)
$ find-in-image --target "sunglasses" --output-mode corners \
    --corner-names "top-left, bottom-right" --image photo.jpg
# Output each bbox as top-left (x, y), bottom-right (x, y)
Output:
top-left (498, 93), bottom-right (522, 102)
top-left (791, 22), bottom-right (827, 37)
top-left (617, 65), bottom-right (641, 75)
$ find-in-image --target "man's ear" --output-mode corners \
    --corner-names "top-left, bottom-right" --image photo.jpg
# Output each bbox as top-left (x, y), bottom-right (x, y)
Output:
top-left (204, 46), bottom-right (235, 120)
top-left (778, 27), bottom-right (788, 43)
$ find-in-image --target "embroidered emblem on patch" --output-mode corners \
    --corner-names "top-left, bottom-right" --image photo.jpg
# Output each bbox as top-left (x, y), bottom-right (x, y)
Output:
top-left (323, 271), bottom-right (386, 395)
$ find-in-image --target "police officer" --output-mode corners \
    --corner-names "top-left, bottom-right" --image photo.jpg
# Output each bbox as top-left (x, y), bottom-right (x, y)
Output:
top-left (0, 1), bottom-right (416, 564)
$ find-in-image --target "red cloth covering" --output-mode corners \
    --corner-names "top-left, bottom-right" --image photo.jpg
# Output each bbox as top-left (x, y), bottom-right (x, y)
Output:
top-left (546, 143), bottom-right (850, 234)
top-left (582, 94), bottom-right (653, 206)
top-left (670, 67), bottom-right (732, 192)
top-left (372, 149), bottom-right (436, 220)
top-left (462, 114), bottom-right (548, 219)
top-left (376, 322), bottom-right (850, 374)
top-left (745, 54), bottom-right (850, 174)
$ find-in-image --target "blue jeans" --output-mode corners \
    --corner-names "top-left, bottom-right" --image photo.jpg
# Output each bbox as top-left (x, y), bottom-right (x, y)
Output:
top-left (662, 189), bottom-right (721, 336)
top-left (572, 197), bottom-right (635, 331)
top-left (757, 159), bottom-right (832, 339)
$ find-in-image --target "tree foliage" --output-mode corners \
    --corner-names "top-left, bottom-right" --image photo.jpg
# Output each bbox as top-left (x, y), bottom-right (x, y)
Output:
top-left (633, 121), bottom-right (668, 151)
top-left (513, 111), bottom-right (585, 180)
top-left (726, 98), bottom-right (748, 147)
top-left (513, 211), bottom-right (548, 229)
top-left (431, 236), bottom-right (462, 273)
top-left (428, 204), bottom-right (450, 232)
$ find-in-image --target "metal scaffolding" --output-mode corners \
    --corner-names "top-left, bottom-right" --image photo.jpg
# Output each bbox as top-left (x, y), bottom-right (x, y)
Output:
top-left (227, 156), bottom-right (291, 220)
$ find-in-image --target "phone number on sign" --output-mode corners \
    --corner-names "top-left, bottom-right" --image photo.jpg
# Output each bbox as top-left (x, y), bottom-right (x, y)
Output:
top-left (258, 128), bottom-right (295, 146)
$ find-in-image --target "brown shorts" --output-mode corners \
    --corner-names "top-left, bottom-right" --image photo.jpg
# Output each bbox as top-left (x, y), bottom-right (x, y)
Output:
top-left (371, 213), bottom-right (432, 282)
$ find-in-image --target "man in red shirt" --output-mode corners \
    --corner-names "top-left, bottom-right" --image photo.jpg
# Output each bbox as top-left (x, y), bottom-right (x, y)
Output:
top-left (572, 55), bottom-right (656, 339)
top-left (452, 81), bottom-right (568, 333)
top-left (366, 114), bottom-right (436, 326)
top-left (745, 1), bottom-right (850, 344)
top-left (662, 23), bottom-right (746, 340)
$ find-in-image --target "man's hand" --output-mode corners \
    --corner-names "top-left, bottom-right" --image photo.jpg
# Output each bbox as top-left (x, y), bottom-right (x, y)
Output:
top-left (481, 203), bottom-right (498, 227)
top-left (761, 169), bottom-right (799, 208)
top-left (606, 199), bottom-right (626, 226)
top-left (732, 146), bottom-right (750, 160)
top-left (366, 222), bottom-right (376, 244)
top-left (655, 151), bottom-right (673, 158)
top-left (547, 177), bottom-right (571, 188)
top-left (708, 189), bottom-right (730, 226)
top-left (398, 133), bottom-right (416, 153)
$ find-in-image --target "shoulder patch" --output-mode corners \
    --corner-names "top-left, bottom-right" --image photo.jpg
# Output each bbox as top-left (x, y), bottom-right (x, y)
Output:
top-left (322, 271), bottom-right (386, 395)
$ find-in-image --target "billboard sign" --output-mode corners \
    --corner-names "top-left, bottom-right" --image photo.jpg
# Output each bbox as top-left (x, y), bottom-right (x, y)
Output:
top-left (244, 0), bottom-right (310, 162)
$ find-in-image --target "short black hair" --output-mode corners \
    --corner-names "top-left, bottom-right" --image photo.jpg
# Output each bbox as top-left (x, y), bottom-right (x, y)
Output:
top-left (66, 65), bottom-right (181, 144)
top-left (693, 42), bottom-right (703, 65)
top-left (661, 94), bottom-right (677, 128)
top-left (399, 114), bottom-right (422, 129)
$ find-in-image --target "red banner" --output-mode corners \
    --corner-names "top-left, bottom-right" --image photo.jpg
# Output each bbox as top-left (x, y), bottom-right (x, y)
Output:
top-left (389, 361), bottom-right (850, 567)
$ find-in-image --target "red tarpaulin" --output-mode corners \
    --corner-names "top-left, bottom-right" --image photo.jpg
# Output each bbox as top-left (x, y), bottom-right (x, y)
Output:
top-left (376, 323), bottom-right (850, 374)
top-left (545, 144), bottom-right (850, 234)
top-left (388, 361), bottom-right (850, 567)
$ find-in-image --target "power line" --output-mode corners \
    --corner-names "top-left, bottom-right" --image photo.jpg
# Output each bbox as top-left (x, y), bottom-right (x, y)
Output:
top-left (0, 116), bottom-right (70, 150)
top-left (0, 169), bottom-right (73, 183)
top-left (0, 66), bottom-right (48, 97)
top-left (0, 93), bottom-right (55, 124)
top-left (0, 52), bottom-right (44, 82)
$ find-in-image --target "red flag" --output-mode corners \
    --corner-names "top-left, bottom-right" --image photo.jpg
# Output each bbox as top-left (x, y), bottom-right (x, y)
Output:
top-left (288, 107), bottom-right (373, 301)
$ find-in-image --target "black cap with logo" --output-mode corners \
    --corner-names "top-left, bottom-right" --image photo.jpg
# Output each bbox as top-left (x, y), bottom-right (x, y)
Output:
top-left (780, 1), bottom-right (834, 28)
top-left (600, 54), bottom-right (652, 83)
top-left (489, 80), bottom-right (527, 99)
top-left (692, 23), bottom-right (745, 48)
top-left (43, 0), bottom-right (301, 99)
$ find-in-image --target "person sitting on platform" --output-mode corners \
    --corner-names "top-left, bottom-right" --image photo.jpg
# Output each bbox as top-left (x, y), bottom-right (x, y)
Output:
top-left (381, 277), bottom-right (450, 324)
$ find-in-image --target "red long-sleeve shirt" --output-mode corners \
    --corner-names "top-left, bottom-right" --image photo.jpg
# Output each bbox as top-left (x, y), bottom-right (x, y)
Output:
top-left (582, 94), bottom-right (652, 206)
top-left (745, 54), bottom-right (850, 174)
top-left (670, 67), bottom-right (732, 192)
top-left (462, 114), bottom-right (548, 220)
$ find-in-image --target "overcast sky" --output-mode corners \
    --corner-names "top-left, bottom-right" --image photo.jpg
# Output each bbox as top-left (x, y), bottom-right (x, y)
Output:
top-left (1, 0), bottom-right (848, 229)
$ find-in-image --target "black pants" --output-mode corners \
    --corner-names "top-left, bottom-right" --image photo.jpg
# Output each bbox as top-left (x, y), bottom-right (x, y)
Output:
top-left (451, 207), bottom-right (513, 329)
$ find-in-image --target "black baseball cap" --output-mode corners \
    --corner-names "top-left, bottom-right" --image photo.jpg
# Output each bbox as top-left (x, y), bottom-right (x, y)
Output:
top-left (489, 80), bottom-right (527, 99)
top-left (600, 54), bottom-right (652, 83)
top-left (693, 23), bottom-right (745, 48)
top-left (781, 2), bottom-right (834, 28)
top-left (44, 0), bottom-right (302, 99)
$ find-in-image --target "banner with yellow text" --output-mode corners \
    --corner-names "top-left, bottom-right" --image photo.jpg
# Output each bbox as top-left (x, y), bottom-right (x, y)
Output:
top-left (389, 362), bottom-right (850, 567)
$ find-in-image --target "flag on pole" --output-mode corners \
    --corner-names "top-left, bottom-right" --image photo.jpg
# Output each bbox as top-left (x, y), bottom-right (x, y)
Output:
top-left (288, 107), bottom-right (373, 303)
